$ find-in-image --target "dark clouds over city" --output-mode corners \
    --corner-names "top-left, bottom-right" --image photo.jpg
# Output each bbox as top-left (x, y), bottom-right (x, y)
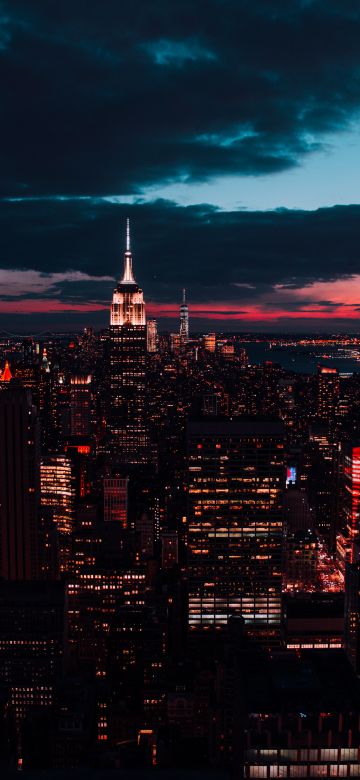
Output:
top-left (1, 0), bottom-right (360, 331)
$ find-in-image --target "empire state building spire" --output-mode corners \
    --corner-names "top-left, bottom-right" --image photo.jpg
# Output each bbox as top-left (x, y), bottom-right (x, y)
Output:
top-left (121, 218), bottom-right (136, 284)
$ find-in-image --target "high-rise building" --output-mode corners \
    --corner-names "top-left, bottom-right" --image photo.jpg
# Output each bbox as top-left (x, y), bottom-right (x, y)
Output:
top-left (345, 543), bottom-right (360, 674)
top-left (283, 529), bottom-right (318, 592)
top-left (147, 319), bottom-right (158, 353)
top-left (0, 581), bottom-right (66, 741)
top-left (203, 333), bottom-right (216, 352)
top-left (342, 442), bottom-right (360, 563)
top-left (0, 388), bottom-right (40, 580)
top-left (170, 332), bottom-right (181, 351)
top-left (104, 476), bottom-right (128, 526)
top-left (307, 424), bottom-right (340, 548)
top-left (317, 366), bottom-right (339, 421)
top-left (0, 580), bottom-right (66, 768)
top-left (179, 289), bottom-right (189, 344)
top-left (40, 455), bottom-right (76, 572)
top-left (109, 220), bottom-right (148, 463)
top-left (70, 374), bottom-right (92, 437)
top-left (187, 419), bottom-right (285, 638)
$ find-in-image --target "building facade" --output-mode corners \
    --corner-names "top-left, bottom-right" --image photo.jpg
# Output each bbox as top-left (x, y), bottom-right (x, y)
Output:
top-left (187, 419), bottom-right (285, 637)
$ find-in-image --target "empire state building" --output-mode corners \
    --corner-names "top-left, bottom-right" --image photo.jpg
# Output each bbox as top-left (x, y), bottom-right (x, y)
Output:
top-left (109, 220), bottom-right (148, 463)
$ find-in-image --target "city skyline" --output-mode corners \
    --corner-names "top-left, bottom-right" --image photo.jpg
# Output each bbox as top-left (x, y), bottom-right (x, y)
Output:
top-left (3, 3), bottom-right (360, 774)
top-left (0, 2), bottom-right (360, 332)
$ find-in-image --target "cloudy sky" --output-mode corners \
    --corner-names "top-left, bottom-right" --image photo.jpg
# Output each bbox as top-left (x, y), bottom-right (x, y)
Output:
top-left (1, 0), bottom-right (360, 332)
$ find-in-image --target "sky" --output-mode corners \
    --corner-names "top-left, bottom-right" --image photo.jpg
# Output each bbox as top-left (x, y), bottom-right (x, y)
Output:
top-left (1, 0), bottom-right (360, 333)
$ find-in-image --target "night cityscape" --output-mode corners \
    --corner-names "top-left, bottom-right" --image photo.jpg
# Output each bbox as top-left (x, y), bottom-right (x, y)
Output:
top-left (2, 1), bottom-right (360, 778)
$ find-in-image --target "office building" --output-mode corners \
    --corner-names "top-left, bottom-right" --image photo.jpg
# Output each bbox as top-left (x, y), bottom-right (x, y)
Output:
top-left (70, 374), bottom-right (92, 437)
top-left (317, 366), bottom-right (340, 421)
top-left (203, 333), bottom-right (216, 352)
top-left (0, 581), bottom-right (66, 746)
top-left (187, 419), bottom-right (285, 637)
top-left (104, 476), bottom-right (128, 526)
top-left (40, 455), bottom-right (76, 572)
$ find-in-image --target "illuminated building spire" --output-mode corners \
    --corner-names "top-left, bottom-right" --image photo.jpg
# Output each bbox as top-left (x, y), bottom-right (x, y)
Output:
top-left (111, 219), bottom-right (146, 326)
top-left (121, 218), bottom-right (136, 284)
top-left (180, 287), bottom-right (189, 343)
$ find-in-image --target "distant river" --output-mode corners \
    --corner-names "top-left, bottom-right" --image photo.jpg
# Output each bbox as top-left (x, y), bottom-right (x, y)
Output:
top-left (244, 342), bottom-right (360, 375)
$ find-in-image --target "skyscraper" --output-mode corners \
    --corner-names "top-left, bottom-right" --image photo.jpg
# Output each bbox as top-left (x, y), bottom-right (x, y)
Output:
top-left (109, 220), bottom-right (148, 463)
top-left (70, 374), bottom-right (92, 437)
top-left (0, 388), bottom-right (40, 580)
top-left (187, 419), bottom-right (285, 638)
top-left (179, 288), bottom-right (189, 344)
top-left (40, 454), bottom-right (76, 572)
top-left (317, 366), bottom-right (340, 421)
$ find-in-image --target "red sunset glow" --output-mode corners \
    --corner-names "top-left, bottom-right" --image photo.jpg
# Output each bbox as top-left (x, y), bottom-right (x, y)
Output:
top-left (4, 275), bottom-right (360, 322)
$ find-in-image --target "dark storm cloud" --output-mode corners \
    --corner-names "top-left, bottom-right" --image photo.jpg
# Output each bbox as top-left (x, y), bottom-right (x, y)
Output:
top-left (0, 197), bottom-right (359, 307)
top-left (1, 0), bottom-right (360, 195)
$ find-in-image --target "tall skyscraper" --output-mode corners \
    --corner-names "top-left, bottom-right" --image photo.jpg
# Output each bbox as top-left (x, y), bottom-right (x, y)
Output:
top-left (187, 419), bottom-right (285, 638)
top-left (109, 220), bottom-right (148, 463)
top-left (179, 288), bottom-right (189, 344)
top-left (70, 374), bottom-right (92, 437)
top-left (40, 454), bottom-right (76, 572)
top-left (317, 366), bottom-right (339, 421)
top-left (0, 388), bottom-right (40, 580)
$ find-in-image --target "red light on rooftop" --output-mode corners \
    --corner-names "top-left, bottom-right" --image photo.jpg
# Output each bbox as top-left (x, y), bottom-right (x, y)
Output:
top-left (0, 360), bottom-right (12, 382)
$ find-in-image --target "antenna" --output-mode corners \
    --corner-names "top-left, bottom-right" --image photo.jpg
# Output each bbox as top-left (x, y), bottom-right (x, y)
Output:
top-left (126, 218), bottom-right (131, 252)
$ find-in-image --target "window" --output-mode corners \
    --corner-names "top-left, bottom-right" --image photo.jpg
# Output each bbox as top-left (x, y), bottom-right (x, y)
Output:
top-left (250, 767), bottom-right (267, 778)
top-left (341, 750), bottom-right (358, 761)
top-left (310, 767), bottom-right (327, 777)
top-left (281, 750), bottom-right (297, 761)
top-left (321, 750), bottom-right (338, 761)
top-left (309, 750), bottom-right (319, 761)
